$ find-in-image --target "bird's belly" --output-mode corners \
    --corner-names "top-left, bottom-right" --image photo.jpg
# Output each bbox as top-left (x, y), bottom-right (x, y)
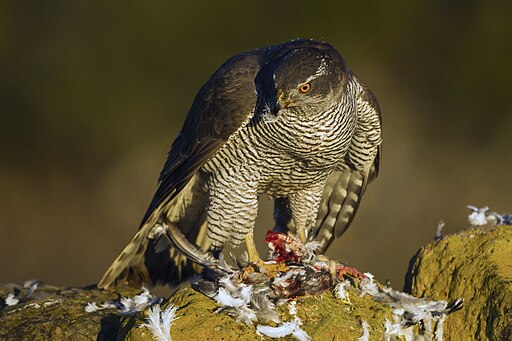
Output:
top-left (260, 172), bottom-right (328, 197)
top-left (256, 154), bottom-right (333, 197)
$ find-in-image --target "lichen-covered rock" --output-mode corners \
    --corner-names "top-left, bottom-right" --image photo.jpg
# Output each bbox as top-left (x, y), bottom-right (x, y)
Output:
top-left (405, 225), bottom-right (512, 340)
top-left (121, 286), bottom-right (394, 340)
top-left (0, 282), bottom-right (398, 340)
top-left (6, 232), bottom-right (486, 341)
top-left (0, 281), bottom-right (398, 340)
top-left (1, 275), bottom-right (461, 340)
top-left (0, 283), bottom-right (140, 340)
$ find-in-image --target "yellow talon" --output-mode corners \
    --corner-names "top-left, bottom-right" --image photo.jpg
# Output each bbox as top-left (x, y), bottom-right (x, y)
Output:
top-left (245, 233), bottom-right (261, 263)
top-left (297, 226), bottom-right (307, 243)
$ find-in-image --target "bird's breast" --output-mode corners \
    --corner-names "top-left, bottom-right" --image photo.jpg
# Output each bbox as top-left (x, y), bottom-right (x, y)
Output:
top-left (202, 104), bottom-right (357, 197)
top-left (259, 105), bottom-right (356, 168)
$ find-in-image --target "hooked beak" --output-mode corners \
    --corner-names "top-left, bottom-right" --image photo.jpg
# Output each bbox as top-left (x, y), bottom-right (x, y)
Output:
top-left (273, 99), bottom-right (282, 115)
top-left (274, 90), bottom-right (289, 115)
top-left (257, 89), bottom-right (289, 118)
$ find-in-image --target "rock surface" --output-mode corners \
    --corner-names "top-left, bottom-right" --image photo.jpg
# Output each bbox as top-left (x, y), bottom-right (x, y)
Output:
top-left (121, 286), bottom-right (394, 340)
top-left (0, 283), bottom-right (140, 340)
top-left (405, 225), bottom-right (512, 340)
top-left (8, 224), bottom-right (510, 340)
top-left (1, 282), bottom-right (396, 340)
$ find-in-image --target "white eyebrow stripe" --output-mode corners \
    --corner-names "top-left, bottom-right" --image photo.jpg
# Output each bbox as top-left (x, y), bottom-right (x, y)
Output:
top-left (303, 58), bottom-right (328, 84)
top-left (304, 74), bottom-right (319, 84)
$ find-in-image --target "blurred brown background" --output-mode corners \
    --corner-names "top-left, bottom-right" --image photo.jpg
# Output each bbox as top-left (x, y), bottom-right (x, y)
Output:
top-left (1, 1), bottom-right (511, 289)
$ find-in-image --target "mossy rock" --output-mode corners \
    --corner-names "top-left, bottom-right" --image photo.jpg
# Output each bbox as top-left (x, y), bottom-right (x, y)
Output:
top-left (0, 283), bottom-right (139, 340)
top-left (1, 270), bottom-right (462, 340)
top-left (0, 281), bottom-right (396, 340)
top-left (122, 286), bottom-right (394, 340)
top-left (405, 225), bottom-right (512, 340)
top-left (9, 224), bottom-right (506, 341)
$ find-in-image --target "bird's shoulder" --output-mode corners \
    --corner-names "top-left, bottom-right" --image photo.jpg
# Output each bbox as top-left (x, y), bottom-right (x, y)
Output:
top-left (140, 50), bottom-right (263, 226)
top-left (349, 76), bottom-right (382, 177)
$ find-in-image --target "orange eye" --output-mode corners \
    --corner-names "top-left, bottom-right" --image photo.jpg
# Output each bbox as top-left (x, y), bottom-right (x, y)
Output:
top-left (299, 83), bottom-right (311, 93)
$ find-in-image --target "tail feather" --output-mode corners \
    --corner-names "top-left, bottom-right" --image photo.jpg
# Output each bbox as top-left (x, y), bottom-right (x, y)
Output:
top-left (313, 169), bottom-right (368, 252)
top-left (98, 228), bottom-right (152, 289)
top-left (98, 173), bottom-right (209, 289)
top-left (98, 222), bottom-right (208, 289)
top-left (332, 171), bottom-right (366, 238)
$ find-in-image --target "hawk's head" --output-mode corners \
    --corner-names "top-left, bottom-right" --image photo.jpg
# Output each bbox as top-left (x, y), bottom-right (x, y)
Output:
top-left (256, 41), bottom-right (349, 119)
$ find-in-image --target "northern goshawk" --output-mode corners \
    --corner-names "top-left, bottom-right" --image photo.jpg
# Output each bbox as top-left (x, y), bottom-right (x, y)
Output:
top-left (99, 39), bottom-right (382, 289)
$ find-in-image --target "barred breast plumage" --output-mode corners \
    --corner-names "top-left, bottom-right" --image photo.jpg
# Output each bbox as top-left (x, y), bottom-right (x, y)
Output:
top-left (98, 39), bottom-right (381, 289)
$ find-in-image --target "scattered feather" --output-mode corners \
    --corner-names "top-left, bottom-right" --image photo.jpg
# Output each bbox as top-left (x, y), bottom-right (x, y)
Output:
top-left (213, 276), bottom-right (258, 325)
top-left (24, 302), bottom-right (41, 309)
top-left (22, 279), bottom-right (40, 298)
top-left (272, 266), bottom-right (333, 297)
top-left (23, 280), bottom-right (36, 288)
top-left (357, 320), bottom-right (370, 341)
top-left (288, 300), bottom-right (297, 315)
top-left (256, 321), bottom-right (310, 341)
top-left (215, 287), bottom-right (249, 308)
top-left (291, 327), bottom-right (311, 341)
top-left (272, 271), bottom-right (294, 288)
top-left (85, 287), bottom-right (162, 314)
top-left (84, 302), bottom-right (97, 313)
top-left (360, 272), bottom-right (379, 297)
top-left (335, 280), bottom-right (351, 303)
top-left (383, 319), bottom-right (415, 341)
top-left (303, 241), bottom-right (322, 253)
top-left (467, 205), bottom-right (490, 226)
top-left (84, 302), bottom-right (116, 313)
top-left (251, 292), bottom-right (280, 323)
top-left (119, 287), bottom-right (161, 314)
top-left (467, 205), bottom-right (512, 227)
top-left (5, 293), bottom-right (19, 306)
top-left (499, 214), bottom-right (512, 225)
top-left (214, 278), bottom-right (252, 308)
top-left (435, 315), bottom-right (446, 341)
top-left (222, 305), bottom-right (258, 325)
top-left (42, 299), bottom-right (60, 307)
top-left (372, 287), bottom-right (461, 340)
top-left (302, 241), bottom-right (322, 262)
top-left (256, 291), bottom-right (311, 340)
top-left (141, 304), bottom-right (179, 341)
top-left (383, 319), bottom-right (401, 336)
top-left (434, 220), bottom-right (445, 241)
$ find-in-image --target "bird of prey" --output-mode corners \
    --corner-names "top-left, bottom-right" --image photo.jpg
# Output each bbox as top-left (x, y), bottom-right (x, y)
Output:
top-left (98, 39), bottom-right (382, 289)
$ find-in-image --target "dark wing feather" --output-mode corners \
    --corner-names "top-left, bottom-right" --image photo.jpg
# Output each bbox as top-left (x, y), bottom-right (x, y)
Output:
top-left (98, 51), bottom-right (265, 289)
top-left (140, 52), bottom-right (262, 227)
